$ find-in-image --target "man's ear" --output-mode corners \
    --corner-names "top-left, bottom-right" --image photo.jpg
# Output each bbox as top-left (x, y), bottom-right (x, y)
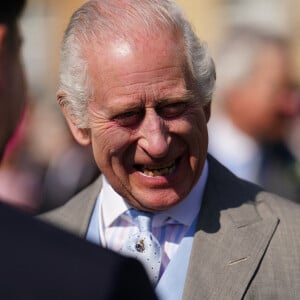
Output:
top-left (0, 25), bottom-right (8, 50)
top-left (57, 92), bottom-right (91, 146)
top-left (203, 101), bottom-right (211, 123)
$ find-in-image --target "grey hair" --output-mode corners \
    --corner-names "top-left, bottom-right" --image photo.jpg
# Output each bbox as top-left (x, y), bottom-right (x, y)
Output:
top-left (215, 26), bottom-right (288, 107)
top-left (58, 0), bottom-right (216, 128)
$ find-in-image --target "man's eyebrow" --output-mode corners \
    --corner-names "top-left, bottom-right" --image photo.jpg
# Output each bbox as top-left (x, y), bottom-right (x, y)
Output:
top-left (158, 91), bottom-right (195, 103)
top-left (109, 90), bottom-right (195, 113)
top-left (110, 101), bottom-right (144, 114)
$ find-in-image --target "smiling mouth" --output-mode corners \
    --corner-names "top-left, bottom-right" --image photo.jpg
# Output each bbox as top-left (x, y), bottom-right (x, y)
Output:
top-left (135, 158), bottom-right (179, 177)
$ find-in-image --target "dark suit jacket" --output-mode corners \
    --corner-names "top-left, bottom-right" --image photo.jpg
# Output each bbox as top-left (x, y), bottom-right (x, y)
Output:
top-left (259, 141), bottom-right (300, 203)
top-left (41, 155), bottom-right (300, 299)
top-left (0, 202), bottom-right (156, 299)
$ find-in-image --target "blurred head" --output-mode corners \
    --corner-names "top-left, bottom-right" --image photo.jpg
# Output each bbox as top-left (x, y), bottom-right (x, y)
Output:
top-left (215, 27), bottom-right (298, 142)
top-left (0, 0), bottom-right (27, 161)
top-left (58, 0), bottom-right (216, 211)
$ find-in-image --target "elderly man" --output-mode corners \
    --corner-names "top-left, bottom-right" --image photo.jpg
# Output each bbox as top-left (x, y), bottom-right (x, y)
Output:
top-left (42, 0), bottom-right (300, 299)
top-left (0, 1), bottom-right (155, 299)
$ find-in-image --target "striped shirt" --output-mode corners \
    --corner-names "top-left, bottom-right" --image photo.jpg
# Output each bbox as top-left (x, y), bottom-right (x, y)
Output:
top-left (98, 160), bottom-right (208, 277)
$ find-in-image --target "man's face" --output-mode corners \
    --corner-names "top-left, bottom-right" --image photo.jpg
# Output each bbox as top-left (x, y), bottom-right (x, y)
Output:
top-left (229, 45), bottom-right (297, 142)
top-left (0, 25), bottom-right (26, 159)
top-left (80, 32), bottom-right (210, 212)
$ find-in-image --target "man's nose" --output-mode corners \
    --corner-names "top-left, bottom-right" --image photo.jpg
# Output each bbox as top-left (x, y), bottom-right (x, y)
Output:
top-left (137, 109), bottom-right (170, 158)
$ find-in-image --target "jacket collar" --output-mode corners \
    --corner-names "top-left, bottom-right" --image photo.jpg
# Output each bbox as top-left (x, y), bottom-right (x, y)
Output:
top-left (182, 156), bottom-right (279, 299)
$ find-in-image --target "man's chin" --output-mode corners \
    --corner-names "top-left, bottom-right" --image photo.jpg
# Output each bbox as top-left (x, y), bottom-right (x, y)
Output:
top-left (129, 191), bottom-right (184, 212)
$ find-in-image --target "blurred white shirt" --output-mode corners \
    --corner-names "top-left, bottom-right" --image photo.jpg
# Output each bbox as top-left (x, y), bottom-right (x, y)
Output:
top-left (208, 113), bottom-right (262, 183)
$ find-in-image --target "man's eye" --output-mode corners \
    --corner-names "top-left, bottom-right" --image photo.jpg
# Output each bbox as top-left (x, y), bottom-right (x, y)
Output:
top-left (158, 102), bottom-right (188, 119)
top-left (114, 111), bottom-right (143, 127)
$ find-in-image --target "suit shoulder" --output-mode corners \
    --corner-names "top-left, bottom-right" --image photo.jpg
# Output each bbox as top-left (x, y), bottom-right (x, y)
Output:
top-left (256, 191), bottom-right (300, 226)
top-left (38, 176), bottom-right (102, 236)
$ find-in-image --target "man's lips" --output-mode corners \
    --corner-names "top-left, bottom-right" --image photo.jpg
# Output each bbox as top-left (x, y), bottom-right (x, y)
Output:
top-left (134, 158), bottom-right (180, 177)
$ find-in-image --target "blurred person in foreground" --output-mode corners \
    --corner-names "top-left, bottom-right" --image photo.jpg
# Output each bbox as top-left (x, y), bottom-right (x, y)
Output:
top-left (41, 0), bottom-right (300, 299)
top-left (208, 27), bottom-right (300, 202)
top-left (0, 1), bottom-right (156, 299)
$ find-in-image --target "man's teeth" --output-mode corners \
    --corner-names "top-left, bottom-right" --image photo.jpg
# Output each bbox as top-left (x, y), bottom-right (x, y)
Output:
top-left (141, 161), bottom-right (176, 177)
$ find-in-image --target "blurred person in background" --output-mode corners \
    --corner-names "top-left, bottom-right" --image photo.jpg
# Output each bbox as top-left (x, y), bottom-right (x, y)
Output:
top-left (0, 67), bottom-right (100, 214)
top-left (286, 87), bottom-right (300, 160)
top-left (0, 1), bottom-right (156, 299)
top-left (0, 90), bottom-right (100, 214)
top-left (0, 105), bottom-right (43, 213)
top-left (0, 0), bottom-right (100, 214)
top-left (42, 0), bottom-right (300, 298)
top-left (208, 26), bottom-right (300, 202)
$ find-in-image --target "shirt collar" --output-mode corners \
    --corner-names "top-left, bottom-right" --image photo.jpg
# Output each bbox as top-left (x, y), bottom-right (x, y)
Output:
top-left (100, 159), bottom-right (209, 228)
top-left (100, 177), bottom-right (130, 229)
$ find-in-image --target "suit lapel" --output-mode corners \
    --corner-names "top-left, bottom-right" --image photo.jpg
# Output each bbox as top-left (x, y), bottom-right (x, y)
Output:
top-left (183, 156), bottom-right (279, 300)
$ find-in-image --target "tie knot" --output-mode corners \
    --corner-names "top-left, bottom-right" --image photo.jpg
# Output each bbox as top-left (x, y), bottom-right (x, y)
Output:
top-left (128, 209), bottom-right (153, 232)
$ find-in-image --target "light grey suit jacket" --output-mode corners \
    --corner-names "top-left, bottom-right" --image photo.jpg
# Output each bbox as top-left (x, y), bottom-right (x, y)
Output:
top-left (41, 156), bottom-right (300, 299)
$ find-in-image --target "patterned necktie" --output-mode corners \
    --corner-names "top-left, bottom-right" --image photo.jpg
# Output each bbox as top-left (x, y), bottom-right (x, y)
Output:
top-left (120, 209), bottom-right (162, 285)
